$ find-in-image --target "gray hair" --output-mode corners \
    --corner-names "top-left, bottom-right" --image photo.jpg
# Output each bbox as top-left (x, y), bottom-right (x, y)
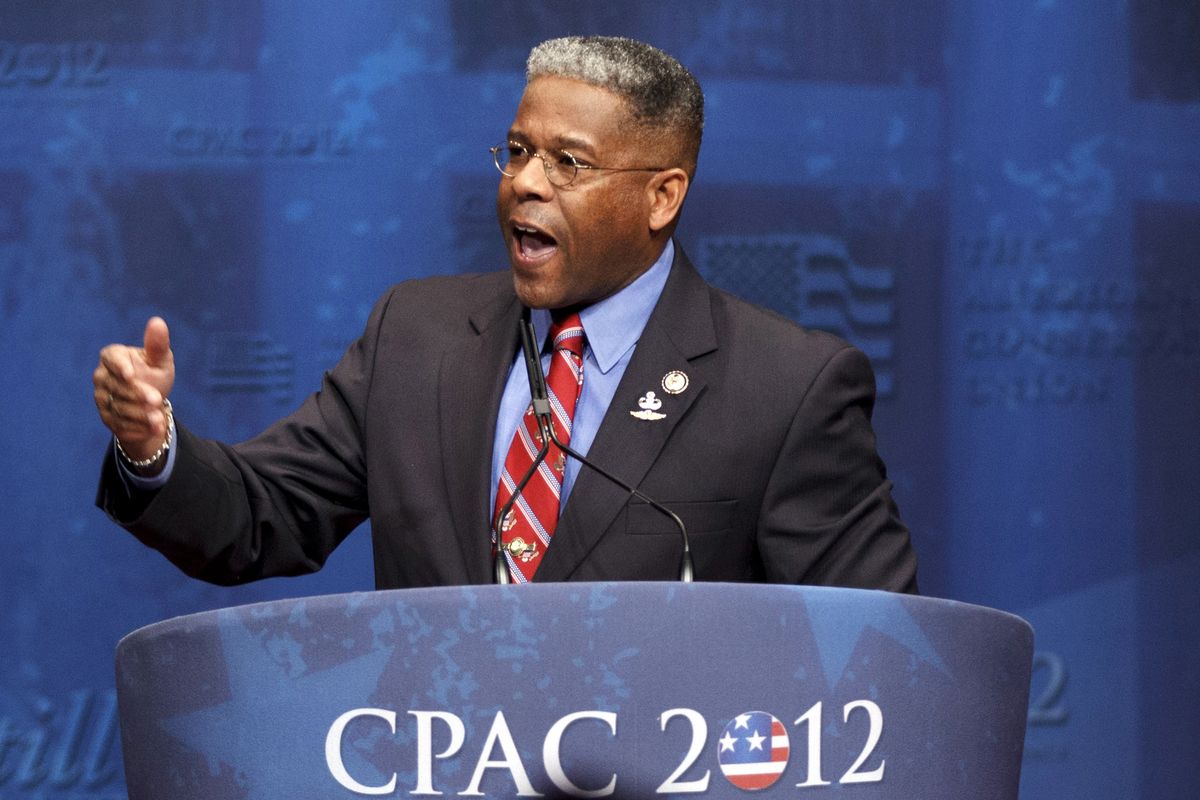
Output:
top-left (526, 36), bottom-right (704, 168)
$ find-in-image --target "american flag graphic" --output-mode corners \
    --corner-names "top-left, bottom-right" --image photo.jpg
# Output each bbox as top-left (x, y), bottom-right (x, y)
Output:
top-left (717, 710), bottom-right (791, 790)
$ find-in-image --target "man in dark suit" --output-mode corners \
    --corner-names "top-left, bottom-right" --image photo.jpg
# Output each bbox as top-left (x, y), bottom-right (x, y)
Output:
top-left (94, 36), bottom-right (918, 592)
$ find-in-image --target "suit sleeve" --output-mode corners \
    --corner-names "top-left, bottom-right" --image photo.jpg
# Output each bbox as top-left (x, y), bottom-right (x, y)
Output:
top-left (756, 345), bottom-right (919, 593)
top-left (95, 287), bottom-right (397, 585)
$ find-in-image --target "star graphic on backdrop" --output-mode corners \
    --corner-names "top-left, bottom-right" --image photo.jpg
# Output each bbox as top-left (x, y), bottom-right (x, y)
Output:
top-left (733, 713), bottom-right (752, 729)
top-left (162, 605), bottom-right (394, 800)
top-left (719, 731), bottom-right (737, 752)
top-left (745, 730), bottom-right (766, 751)
top-left (803, 589), bottom-right (949, 689)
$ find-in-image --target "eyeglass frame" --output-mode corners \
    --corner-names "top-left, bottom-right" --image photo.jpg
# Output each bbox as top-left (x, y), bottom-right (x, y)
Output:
top-left (490, 140), bottom-right (666, 187)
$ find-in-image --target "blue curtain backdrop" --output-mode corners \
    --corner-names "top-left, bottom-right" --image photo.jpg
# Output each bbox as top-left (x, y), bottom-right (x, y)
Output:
top-left (1, 1), bottom-right (1196, 797)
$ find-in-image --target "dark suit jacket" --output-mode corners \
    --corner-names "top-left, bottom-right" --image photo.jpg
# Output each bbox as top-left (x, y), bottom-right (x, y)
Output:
top-left (98, 248), bottom-right (918, 592)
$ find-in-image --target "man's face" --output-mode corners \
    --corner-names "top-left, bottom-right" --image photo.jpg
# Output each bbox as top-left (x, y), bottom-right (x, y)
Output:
top-left (497, 76), bottom-right (663, 310)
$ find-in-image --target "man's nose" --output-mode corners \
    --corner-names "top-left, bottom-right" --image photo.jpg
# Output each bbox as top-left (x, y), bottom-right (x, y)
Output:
top-left (509, 153), bottom-right (554, 200)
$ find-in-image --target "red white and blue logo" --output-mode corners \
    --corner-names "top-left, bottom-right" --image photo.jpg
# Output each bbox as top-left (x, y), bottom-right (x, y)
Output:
top-left (717, 710), bottom-right (790, 790)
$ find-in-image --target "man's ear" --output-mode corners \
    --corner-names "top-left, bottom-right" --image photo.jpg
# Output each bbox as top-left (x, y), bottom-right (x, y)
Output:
top-left (646, 168), bottom-right (690, 232)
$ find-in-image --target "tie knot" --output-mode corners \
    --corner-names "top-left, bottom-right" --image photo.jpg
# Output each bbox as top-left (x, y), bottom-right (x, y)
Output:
top-left (548, 313), bottom-right (585, 358)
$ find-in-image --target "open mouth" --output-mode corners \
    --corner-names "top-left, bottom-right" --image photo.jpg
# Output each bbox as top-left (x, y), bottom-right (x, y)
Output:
top-left (513, 223), bottom-right (558, 261)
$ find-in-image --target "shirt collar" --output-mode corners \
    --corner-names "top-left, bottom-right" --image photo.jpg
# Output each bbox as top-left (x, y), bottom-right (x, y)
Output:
top-left (531, 239), bottom-right (674, 374)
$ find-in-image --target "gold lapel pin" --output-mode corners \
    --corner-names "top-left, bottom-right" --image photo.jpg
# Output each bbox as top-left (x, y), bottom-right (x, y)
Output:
top-left (662, 370), bottom-right (689, 394)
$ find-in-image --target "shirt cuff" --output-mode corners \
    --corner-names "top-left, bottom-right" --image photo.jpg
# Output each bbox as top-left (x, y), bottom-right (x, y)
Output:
top-left (114, 416), bottom-right (178, 492)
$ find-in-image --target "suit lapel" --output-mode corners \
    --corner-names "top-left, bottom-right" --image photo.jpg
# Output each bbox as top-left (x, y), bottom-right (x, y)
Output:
top-left (438, 277), bottom-right (522, 584)
top-left (537, 249), bottom-right (719, 581)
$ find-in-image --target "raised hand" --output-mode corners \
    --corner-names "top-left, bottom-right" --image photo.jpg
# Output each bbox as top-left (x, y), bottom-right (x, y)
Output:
top-left (94, 317), bottom-right (176, 466)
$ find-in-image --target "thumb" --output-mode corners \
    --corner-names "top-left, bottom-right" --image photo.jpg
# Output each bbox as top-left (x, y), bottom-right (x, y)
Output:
top-left (142, 316), bottom-right (172, 367)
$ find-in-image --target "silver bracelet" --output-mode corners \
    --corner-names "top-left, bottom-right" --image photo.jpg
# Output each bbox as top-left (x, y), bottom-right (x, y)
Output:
top-left (115, 398), bottom-right (174, 469)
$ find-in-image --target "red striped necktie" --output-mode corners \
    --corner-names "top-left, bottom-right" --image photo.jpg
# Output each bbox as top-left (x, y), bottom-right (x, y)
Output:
top-left (493, 313), bottom-right (586, 582)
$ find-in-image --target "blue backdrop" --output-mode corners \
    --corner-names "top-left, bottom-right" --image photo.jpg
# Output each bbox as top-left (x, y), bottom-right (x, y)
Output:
top-left (1, 1), bottom-right (1196, 797)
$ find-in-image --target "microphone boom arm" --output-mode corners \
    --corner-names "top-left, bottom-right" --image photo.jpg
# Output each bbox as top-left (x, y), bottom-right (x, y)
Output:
top-left (546, 424), bottom-right (694, 582)
top-left (492, 319), bottom-right (555, 585)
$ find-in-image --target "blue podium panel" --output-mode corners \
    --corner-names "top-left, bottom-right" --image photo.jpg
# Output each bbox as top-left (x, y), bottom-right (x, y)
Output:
top-left (116, 584), bottom-right (1032, 799)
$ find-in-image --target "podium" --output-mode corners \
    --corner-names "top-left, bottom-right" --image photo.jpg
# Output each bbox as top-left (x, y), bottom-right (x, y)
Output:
top-left (116, 584), bottom-right (1032, 798)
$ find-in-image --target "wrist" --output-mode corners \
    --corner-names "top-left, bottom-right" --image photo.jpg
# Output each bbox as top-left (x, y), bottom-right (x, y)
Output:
top-left (115, 398), bottom-right (173, 475)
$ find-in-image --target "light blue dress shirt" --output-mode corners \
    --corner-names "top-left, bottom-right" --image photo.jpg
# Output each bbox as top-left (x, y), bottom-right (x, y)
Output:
top-left (119, 240), bottom-right (675, 515)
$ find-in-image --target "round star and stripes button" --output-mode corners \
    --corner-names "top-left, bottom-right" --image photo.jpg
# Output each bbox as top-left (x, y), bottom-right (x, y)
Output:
top-left (716, 710), bottom-right (790, 790)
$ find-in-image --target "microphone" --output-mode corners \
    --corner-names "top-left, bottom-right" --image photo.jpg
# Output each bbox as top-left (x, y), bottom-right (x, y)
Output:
top-left (491, 318), bottom-right (554, 585)
top-left (519, 317), bottom-right (695, 583)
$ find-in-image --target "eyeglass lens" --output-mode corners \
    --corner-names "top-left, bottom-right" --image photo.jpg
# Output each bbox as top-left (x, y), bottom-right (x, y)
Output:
top-left (494, 143), bottom-right (578, 186)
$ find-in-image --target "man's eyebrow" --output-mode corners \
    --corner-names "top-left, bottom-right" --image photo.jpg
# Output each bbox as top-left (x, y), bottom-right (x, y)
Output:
top-left (506, 129), bottom-right (598, 156)
top-left (554, 135), bottom-right (596, 154)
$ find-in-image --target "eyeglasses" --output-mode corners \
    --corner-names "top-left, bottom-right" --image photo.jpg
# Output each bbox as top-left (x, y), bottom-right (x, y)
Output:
top-left (490, 141), bottom-right (665, 187)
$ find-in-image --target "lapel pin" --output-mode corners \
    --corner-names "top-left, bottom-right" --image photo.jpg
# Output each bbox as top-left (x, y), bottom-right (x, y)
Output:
top-left (662, 370), bottom-right (689, 394)
top-left (630, 391), bottom-right (667, 421)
